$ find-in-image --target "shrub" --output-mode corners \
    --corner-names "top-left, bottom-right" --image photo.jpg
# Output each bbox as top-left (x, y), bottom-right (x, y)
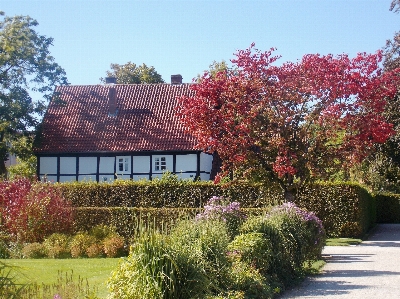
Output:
top-left (70, 233), bottom-right (96, 258)
top-left (227, 232), bottom-right (273, 274)
top-left (238, 203), bottom-right (325, 289)
top-left (103, 235), bottom-right (125, 258)
top-left (108, 232), bottom-right (179, 299)
top-left (0, 178), bottom-right (73, 243)
top-left (86, 243), bottom-right (104, 258)
top-left (43, 233), bottom-right (71, 259)
top-left (169, 218), bottom-right (232, 296)
top-left (196, 196), bottom-right (246, 239)
top-left (21, 243), bottom-right (46, 259)
top-left (226, 261), bottom-right (276, 299)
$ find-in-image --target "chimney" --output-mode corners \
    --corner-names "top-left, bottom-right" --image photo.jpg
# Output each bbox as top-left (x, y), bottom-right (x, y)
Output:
top-left (171, 74), bottom-right (183, 85)
top-left (108, 87), bottom-right (117, 116)
top-left (105, 77), bottom-right (117, 84)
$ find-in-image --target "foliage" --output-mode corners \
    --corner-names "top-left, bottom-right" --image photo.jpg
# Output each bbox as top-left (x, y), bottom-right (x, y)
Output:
top-left (108, 232), bottom-right (180, 299)
top-left (0, 12), bottom-right (68, 176)
top-left (237, 203), bottom-right (325, 288)
top-left (295, 182), bottom-right (376, 237)
top-left (374, 193), bottom-right (400, 223)
top-left (101, 61), bottom-right (164, 84)
top-left (21, 243), bottom-right (46, 259)
top-left (0, 178), bottom-right (73, 243)
top-left (196, 196), bottom-right (247, 239)
top-left (103, 235), bottom-right (125, 258)
top-left (42, 233), bottom-right (71, 259)
top-left (108, 200), bottom-right (325, 298)
top-left (70, 233), bottom-right (97, 258)
top-left (0, 261), bottom-right (25, 299)
top-left (7, 156), bottom-right (37, 181)
top-left (177, 44), bottom-right (399, 200)
top-left (352, 153), bottom-right (400, 193)
top-left (59, 179), bottom-right (282, 208)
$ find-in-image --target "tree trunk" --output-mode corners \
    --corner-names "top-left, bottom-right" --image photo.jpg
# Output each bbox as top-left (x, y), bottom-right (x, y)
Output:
top-left (0, 160), bottom-right (7, 179)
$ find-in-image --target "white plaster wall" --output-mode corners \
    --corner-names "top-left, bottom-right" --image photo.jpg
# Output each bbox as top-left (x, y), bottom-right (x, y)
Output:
top-left (200, 153), bottom-right (213, 172)
top-left (132, 156), bottom-right (150, 173)
top-left (176, 172), bottom-right (196, 180)
top-left (152, 155), bottom-right (173, 173)
top-left (40, 157), bottom-right (57, 174)
top-left (199, 173), bottom-right (211, 181)
top-left (60, 157), bottom-right (76, 174)
top-left (79, 157), bottom-right (97, 174)
top-left (99, 157), bottom-right (115, 173)
top-left (176, 154), bottom-right (197, 172)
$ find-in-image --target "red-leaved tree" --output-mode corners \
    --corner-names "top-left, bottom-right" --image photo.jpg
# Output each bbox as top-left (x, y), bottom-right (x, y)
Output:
top-left (177, 44), bottom-right (400, 200)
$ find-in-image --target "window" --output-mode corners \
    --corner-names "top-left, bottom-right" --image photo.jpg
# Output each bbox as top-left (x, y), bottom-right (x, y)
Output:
top-left (116, 156), bottom-right (130, 173)
top-left (154, 157), bottom-right (166, 171)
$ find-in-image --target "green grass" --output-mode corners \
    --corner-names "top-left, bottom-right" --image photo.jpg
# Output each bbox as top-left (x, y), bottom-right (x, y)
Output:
top-left (325, 238), bottom-right (362, 246)
top-left (0, 258), bottom-right (121, 298)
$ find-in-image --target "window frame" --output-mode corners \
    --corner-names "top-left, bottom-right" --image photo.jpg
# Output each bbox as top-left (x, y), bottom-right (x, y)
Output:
top-left (116, 156), bottom-right (131, 174)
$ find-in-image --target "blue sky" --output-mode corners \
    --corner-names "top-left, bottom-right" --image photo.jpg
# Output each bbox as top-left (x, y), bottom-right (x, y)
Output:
top-left (2, 0), bottom-right (399, 85)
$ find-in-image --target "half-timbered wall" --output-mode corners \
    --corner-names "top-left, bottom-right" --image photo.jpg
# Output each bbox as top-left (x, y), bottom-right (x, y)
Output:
top-left (37, 151), bottom-right (213, 182)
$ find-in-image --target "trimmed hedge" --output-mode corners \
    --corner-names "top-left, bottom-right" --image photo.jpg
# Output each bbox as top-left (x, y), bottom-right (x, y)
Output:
top-left (295, 182), bottom-right (376, 238)
top-left (374, 193), bottom-right (400, 223)
top-left (59, 180), bottom-right (282, 208)
top-left (61, 180), bottom-right (375, 238)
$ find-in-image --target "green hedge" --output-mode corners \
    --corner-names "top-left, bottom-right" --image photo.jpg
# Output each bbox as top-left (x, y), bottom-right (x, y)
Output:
top-left (62, 180), bottom-right (375, 238)
top-left (374, 193), bottom-right (400, 223)
top-left (295, 182), bottom-right (376, 238)
top-left (59, 180), bottom-right (282, 208)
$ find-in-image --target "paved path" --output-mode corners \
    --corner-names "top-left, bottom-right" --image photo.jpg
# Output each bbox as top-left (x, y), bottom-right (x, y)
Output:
top-left (279, 224), bottom-right (400, 298)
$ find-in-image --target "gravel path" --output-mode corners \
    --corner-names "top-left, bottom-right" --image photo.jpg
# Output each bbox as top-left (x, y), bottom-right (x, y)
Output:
top-left (279, 224), bottom-right (400, 298)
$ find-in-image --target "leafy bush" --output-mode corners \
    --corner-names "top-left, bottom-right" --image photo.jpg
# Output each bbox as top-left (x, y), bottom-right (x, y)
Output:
top-left (238, 203), bottom-right (325, 289)
top-left (21, 243), bottom-right (46, 259)
top-left (43, 233), bottom-right (71, 259)
top-left (108, 232), bottom-right (179, 299)
top-left (0, 178), bottom-right (73, 243)
top-left (196, 196), bottom-right (246, 239)
top-left (86, 243), bottom-right (104, 258)
top-left (103, 235), bottom-right (125, 258)
top-left (169, 218), bottom-right (232, 295)
top-left (70, 233), bottom-right (96, 258)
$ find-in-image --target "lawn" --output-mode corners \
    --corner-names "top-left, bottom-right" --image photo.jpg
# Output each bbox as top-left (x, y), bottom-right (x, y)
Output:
top-left (325, 238), bottom-right (362, 246)
top-left (1, 258), bottom-right (121, 298)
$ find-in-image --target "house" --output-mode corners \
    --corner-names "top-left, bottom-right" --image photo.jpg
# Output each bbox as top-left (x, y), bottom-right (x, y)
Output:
top-left (33, 75), bottom-right (215, 182)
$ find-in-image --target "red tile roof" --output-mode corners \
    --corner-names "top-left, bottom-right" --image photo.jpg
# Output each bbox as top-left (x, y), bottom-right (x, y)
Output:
top-left (34, 84), bottom-right (197, 153)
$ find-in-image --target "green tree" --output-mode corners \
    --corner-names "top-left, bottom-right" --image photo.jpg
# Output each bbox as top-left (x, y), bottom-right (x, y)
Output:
top-left (353, 4), bottom-right (400, 193)
top-left (101, 62), bottom-right (164, 84)
top-left (0, 12), bottom-right (68, 176)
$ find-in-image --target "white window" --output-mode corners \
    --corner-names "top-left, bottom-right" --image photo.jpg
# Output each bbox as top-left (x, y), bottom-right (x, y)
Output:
top-left (154, 156), bottom-right (167, 171)
top-left (116, 156), bottom-right (130, 174)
